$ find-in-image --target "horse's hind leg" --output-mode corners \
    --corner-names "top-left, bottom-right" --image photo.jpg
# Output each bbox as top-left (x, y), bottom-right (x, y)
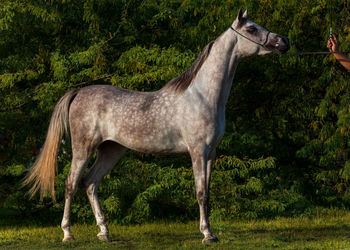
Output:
top-left (83, 141), bottom-right (126, 242)
top-left (61, 142), bottom-right (97, 242)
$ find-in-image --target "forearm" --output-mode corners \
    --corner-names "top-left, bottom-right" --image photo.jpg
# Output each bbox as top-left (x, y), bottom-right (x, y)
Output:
top-left (334, 52), bottom-right (350, 71)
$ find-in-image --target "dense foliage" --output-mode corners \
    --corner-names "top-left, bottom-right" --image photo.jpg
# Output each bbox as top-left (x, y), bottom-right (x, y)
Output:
top-left (1, 0), bottom-right (350, 223)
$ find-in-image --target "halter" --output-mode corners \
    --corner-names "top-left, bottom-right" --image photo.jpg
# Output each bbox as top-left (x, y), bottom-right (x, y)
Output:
top-left (230, 26), bottom-right (270, 48)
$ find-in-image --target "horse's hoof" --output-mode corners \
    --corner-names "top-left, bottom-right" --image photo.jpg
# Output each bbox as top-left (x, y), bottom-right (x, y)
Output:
top-left (202, 235), bottom-right (219, 244)
top-left (97, 234), bottom-right (111, 242)
top-left (62, 235), bottom-right (75, 242)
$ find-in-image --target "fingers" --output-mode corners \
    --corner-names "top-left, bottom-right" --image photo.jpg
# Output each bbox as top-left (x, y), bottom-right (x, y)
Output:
top-left (333, 34), bottom-right (337, 43)
top-left (331, 34), bottom-right (338, 48)
top-left (331, 39), bottom-right (337, 52)
top-left (327, 33), bottom-right (339, 52)
top-left (327, 38), bottom-right (337, 52)
top-left (331, 38), bottom-right (336, 46)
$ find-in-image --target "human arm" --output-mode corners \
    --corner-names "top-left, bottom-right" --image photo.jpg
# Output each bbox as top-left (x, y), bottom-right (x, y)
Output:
top-left (327, 34), bottom-right (350, 71)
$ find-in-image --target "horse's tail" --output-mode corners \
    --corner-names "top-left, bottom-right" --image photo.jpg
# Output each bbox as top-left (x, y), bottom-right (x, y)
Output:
top-left (23, 89), bottom-right (79, 202)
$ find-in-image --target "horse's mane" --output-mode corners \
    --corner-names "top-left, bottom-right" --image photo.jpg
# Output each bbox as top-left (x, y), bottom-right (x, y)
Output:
top-left (162, 41), bottom-right (215, 93)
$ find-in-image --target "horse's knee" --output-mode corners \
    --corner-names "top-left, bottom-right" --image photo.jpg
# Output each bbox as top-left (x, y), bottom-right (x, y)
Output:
top-left (197, 190), bottom-right (208, 206)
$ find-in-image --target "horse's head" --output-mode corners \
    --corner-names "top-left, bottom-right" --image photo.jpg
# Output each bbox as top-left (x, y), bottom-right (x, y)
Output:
top-left (232, 8), bottom-right (290, 56)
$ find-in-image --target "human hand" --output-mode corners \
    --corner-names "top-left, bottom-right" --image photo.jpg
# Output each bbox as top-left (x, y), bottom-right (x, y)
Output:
top-left (327, 34), bottom-right (339, 52)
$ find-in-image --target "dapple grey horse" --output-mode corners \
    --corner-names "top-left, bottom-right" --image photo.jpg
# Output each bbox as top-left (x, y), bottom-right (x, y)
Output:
top-left (24, 8), bottom-right (289, 244)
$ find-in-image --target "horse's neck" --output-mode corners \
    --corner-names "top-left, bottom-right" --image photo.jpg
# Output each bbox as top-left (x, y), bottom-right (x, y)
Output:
top-left (188, 30), bottom-right (240, 111)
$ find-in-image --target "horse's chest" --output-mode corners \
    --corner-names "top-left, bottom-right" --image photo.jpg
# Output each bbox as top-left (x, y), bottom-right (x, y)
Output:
top-left (183, 110), bottom-right (225, 147)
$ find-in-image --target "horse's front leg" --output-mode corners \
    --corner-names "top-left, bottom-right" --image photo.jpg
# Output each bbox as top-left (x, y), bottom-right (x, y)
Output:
top-left (190, 147), bottom-right (218, 244)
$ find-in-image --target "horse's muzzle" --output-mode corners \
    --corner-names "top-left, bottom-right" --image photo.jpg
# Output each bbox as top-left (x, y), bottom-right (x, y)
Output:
top-left (275, 35), bottom-right (290, 54)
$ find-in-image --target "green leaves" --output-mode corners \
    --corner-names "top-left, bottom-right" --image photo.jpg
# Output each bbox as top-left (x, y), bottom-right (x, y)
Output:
top-left (111, 45), bottom-right (195, 90)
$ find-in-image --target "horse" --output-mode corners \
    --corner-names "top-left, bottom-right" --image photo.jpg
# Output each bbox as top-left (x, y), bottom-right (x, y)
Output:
top-left (24, 8), bottom-right (289, 244)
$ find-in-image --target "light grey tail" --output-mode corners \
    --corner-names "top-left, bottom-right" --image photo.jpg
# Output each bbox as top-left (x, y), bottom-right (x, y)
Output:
top-left (23, 89), bottom-right (79, 201)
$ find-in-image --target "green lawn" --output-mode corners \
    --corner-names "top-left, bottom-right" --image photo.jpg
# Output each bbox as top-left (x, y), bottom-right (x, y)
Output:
top-left (1, 211), bottom-right (350, 249)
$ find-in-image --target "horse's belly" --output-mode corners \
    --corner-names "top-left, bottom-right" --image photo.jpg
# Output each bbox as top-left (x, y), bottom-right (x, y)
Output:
top-left (107, 129), bottom-right (188, 154)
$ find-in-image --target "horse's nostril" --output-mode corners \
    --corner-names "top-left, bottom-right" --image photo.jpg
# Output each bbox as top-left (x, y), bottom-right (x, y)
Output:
top-left (282, 36), bottom-right (290, 45)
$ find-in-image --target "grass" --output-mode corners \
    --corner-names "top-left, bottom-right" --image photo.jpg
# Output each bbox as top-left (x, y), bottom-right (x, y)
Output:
top-left (1, 211), bottom-right (350, 249)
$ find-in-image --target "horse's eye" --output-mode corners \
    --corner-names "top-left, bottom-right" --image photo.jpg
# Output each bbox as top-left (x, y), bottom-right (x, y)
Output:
top-left (247, 26), bottom-right (257, 34)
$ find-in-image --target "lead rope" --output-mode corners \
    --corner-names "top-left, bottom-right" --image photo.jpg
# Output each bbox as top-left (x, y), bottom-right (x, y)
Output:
top-left (285, 51), bottom-right (345, 56)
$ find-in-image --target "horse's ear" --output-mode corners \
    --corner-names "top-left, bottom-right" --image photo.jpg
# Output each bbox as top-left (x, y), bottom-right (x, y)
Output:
top-left (237, 7), bottom-right (247, 24)
top-left (243, 9), bottom-right (248, 19)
